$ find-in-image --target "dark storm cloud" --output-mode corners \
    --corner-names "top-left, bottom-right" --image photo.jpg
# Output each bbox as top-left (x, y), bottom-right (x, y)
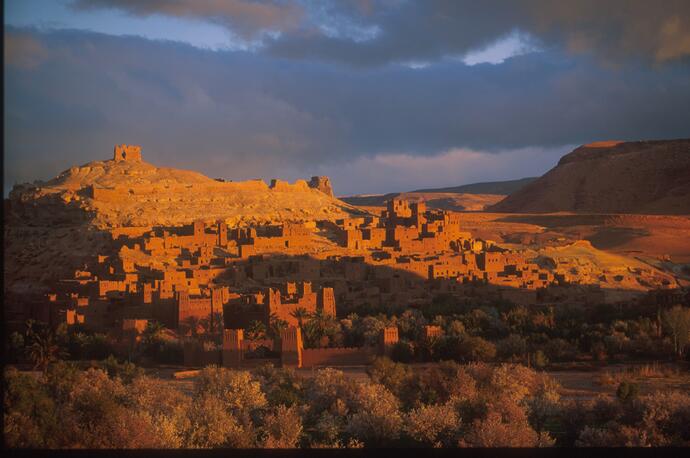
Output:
top-left (73, 0), bottom-right (690, 65)
top-left (71, 0), bottom-right (304, 39)
top-left (4, 27), bottom-right (690, 195)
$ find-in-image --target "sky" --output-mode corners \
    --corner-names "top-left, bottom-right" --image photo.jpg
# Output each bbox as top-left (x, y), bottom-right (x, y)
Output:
top-left (4, 0), bottom-right (690, 197)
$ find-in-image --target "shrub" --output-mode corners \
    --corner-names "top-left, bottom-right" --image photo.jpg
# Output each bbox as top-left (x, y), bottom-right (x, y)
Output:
top-left (454, 336), bottom-right (496, 362)
top-left (346, 383), bottom-right (402, 446)
top-left (391, 340), bottom-right (415, 363)
top-left (404, 401), bottom-right (459, 447)
top-left (497, 334), bottom-right (527, 361)
top-left (616, 381), bottom-right (639, 402)
top-left (261, 405), bottom-right (303, 448)
top-left (367, 357), bottom-right (412, 396)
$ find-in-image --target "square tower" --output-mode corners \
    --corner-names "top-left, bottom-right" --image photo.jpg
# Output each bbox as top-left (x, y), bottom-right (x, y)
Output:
top-left (113, 144), bottom-right (142, 162)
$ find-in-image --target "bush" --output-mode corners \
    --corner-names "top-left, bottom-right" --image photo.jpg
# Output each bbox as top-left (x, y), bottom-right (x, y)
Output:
top-left (391, 340), bottom-right (415, 363)
top-left (616, 381), bottom-right (639, 402)
top-left (454, 336), bottom-right (496, 362)
top-left (543, 338), bottom-right (576, 362)
top-left (497, 334), bottom-right (527, 361)
top-left (367, 357), bottom-right (412, 396)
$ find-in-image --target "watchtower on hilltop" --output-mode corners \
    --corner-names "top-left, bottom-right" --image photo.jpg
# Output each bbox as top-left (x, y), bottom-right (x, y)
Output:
top-left (113, 144), bottom-right (142, 162)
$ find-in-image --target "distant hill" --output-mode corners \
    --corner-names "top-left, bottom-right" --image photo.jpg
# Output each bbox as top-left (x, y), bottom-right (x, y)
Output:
top-left (340, 192), bottom-right (505, 212)
top-left (340, 177), bottom-right (535, 211)
top-left (489, 139), bottom-right (690, 214)
top-left (412, 177), bottom-right (537, 195)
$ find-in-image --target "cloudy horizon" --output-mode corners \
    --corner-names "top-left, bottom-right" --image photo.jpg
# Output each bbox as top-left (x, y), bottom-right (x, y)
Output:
top-left (5, 0), bottom-right (690, 196)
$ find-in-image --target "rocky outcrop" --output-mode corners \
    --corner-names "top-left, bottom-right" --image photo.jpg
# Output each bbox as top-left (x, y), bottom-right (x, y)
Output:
top-left (7, 155), bottom-right (359, 229)
top-left (489, 139), bottom-right (690, 214)
top-left (308, 176), bottom-right (334, 197)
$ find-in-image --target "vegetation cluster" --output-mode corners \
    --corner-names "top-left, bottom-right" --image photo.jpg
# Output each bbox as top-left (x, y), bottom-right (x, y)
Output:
top-left (6, 359), bottom-right (690, 448)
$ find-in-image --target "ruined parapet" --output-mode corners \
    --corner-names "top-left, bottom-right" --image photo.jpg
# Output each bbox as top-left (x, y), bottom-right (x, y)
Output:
top-left (113, 144), bottom-right (142, 162)
top-left (223, 329), bottom-right (244, 368)
top-left (308, 176), bottom-right (334, 197)
top-left (269, 179), bottom-right (290, 191)
top-left (293, 179), bottom-right (311, 191)
top-left (379, 326), bottom-right (399, 356)
top-left (269, 179), bottom-right (312, 192)
top-left (423, 325), bottom-right (443, 340)
top-left (280, 326), bottom-right (303, 368)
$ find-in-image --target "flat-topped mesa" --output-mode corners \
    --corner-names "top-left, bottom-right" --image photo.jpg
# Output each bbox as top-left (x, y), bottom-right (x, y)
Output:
top-left (583, 140), bottom-right (624, 148)
top-left (308, 176), bottom-right (334, 197)
top-left (113, 144), bottom-right (142, 162)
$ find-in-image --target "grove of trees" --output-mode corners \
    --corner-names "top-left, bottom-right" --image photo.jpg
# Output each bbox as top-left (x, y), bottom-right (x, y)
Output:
top-left (5, 359), bottom-right (690, 448)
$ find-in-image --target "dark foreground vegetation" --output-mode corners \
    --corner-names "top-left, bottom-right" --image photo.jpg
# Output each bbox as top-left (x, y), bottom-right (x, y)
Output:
top-left (5, 357), bottom-right (690, 448)
top-left (7, 300), bottom-right (690, 370)
top-left (5, 299), bottom-right (689, 448)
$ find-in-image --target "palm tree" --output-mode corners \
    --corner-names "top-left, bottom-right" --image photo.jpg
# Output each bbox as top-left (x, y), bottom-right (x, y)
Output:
top-left (289, 307), bottom-right (311, 330)
top-left (183, 316), bottom-right (201, 337)
top-left (268, 313), bottom-right (288, 340)
top-left (246, 320), bottom-right (268, 341)
top-left (304, 309), bottom-right (331, 348)
top-left (141, 320), bottom-right (165, 348)
top-left (25, 322), bottom-right (66, 373)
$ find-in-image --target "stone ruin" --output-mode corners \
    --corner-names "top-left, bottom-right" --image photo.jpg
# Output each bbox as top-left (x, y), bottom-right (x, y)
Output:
top-left (308, 176), bottom-right (334, 197)
top-left (113, 144), bottom-right (142, 162)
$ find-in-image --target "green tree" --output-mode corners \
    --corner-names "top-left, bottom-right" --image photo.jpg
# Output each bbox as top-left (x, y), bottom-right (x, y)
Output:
top-left (25, 322), bottom-right (67, 373)
top-left (497, 334), bottom-right (528, 362)
top-left (268, 314), bottom-right (289, 340)
top-left (367, 357), bottom-right (412, 397)
top-left (346, 383), bottom-right (403, 446)
top-left (662, 305), bottom-right (690, 357)
top-left (182, 316), bottom-right (201, 338)
top-left (290, 307), bottom-right (311, 330)
top-left (261, 405), bottom-right (303, 448)
top-left (616, 381), bottom-right (639, 403)
top-left (246, 320), bottom-right (268, 341)
top-left (454, 336), bottom-right (496, 362)
top-left (404, 401), bottom-right (460, 447)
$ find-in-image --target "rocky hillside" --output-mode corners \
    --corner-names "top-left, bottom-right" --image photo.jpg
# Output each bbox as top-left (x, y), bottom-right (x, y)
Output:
top-left (412, 177), bottom-right (537, 195)
top-left (7, 155), bottom-right (357, 229)
top-left (489, 139), bottom-right (690, 214)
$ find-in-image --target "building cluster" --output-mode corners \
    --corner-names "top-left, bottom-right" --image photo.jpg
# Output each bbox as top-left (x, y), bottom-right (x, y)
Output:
top-left (34, 219), bottom-right (332, 336)
top-left (327, 199), bottom-right (557, 304)
top-left (15, 195), bottom-right (675, 369)
top-left (22, 199), bottom-right (564, 336)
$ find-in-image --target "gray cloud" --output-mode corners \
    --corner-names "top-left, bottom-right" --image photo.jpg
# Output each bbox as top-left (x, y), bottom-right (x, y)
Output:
top-left (4, 31), bottom-right (49, 69)
top-left (71, 0), bottom-right (304, 39)
top-left (72, 0), bottom-right (690, 65)
top-left (4, 27), bottom-right (690, 196)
